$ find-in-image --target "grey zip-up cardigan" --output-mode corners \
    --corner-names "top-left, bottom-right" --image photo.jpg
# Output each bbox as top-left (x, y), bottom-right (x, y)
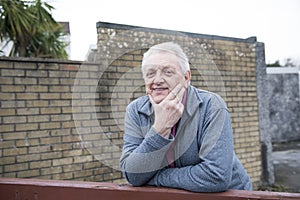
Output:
top-left (120, 85), bottom-right (252, 192)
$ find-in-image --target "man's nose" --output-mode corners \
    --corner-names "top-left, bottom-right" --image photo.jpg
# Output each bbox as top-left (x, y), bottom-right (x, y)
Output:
top-left (153, 71), bottom-right (164, 83)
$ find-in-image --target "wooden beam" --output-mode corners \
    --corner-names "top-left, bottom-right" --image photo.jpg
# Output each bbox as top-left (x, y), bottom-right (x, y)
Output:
top-left (0, 178), bottom-right (299, 200)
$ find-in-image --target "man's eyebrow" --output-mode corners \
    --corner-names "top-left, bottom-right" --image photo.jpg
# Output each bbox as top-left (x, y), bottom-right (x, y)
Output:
top-left (143, 64), bottom-right (176, 71)
top-left (163, 65), bottom-right (175, 68)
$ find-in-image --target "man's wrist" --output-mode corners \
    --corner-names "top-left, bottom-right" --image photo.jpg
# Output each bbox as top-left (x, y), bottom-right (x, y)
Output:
top-left (152, 125), bottom-right (171, 138)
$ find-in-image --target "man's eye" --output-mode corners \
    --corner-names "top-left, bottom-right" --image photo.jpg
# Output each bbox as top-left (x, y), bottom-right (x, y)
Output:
top-left (146, 71), bottom-right (155, 77)
top-left (164, 70), bottom-right (173, 76)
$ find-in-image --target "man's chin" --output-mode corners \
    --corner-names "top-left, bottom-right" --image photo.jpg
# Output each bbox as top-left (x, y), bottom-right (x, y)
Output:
top-left (152, 95), bottom-right (166, 104)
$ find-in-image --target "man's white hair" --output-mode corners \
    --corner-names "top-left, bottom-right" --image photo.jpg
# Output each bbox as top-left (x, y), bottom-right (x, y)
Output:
top-left (141, 42), bottom-right (190, 75)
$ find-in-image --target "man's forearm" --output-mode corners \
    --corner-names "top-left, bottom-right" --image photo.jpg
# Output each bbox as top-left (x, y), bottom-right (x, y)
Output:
top-left (147, 158), bottom-right (233, 192)
top-left (120, 128), bottom-right (174, 185)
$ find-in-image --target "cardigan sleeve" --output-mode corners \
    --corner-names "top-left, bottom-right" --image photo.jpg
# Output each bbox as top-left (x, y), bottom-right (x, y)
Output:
top-left (147, 108), bottom-right (234, 192)
top-left (119, 101), bottom-right (174, 186)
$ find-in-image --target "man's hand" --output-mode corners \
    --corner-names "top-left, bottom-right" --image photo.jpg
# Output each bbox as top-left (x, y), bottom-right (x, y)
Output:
top-left (148, 84), bottom-right (186, 138)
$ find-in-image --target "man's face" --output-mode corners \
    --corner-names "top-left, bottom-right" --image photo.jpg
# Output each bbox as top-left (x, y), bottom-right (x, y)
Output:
top-left (143, 52), bottom-right (190, 103)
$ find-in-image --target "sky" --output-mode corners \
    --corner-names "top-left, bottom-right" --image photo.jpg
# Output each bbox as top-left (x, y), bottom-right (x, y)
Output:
top-left (50, 0), bottom-right (300, 65)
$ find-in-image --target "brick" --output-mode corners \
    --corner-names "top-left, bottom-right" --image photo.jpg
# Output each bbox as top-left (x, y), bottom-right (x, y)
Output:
top-left (103, 172), bottom-right (122, 181)
top-left (73, 155), bottom-right (93, 163)
top-left (16, 138), bottom-right (39, 147)
top-left (40, 93), bottom-right (60, 99)
top-left (41, 152), bottom-right (62, 160)
top-left (52, 157), bottom-right (73, 166)
top-left (1, 85), bottom-right (25, 92)
top-left (83, 161), bottom-right (102, 169)
top-left (1, 69), bottom-right (24, 76)
top-left (0, 61), bottom-right (13, 68)
top-left (2, 132), bottom-right (27, 140)
top-left (26, 70), bottom-right (48, 77)
top-left (28, 145), bottom-right (51, 154)
top-left (26, 85), bottom-right (48, 92)
top-left (49, 71), bottom-right (69, 78)
top-left (1, 100), bottom-right (25, 108)
top-left (40, 107), bottom-right (61, 114)
top-left (40, 136), bottom-right (61, 145)
top-left (60, 78), bottom-right (74, 85)
top-left (3, 116), bottom-right (26, 124)
top-left (49, 85), bottom-right (70, 92)
top-left (0, 157), bottom-right (15, 165)
top-left (27, 130), bottom-right (50, 138)
top-left (78, 78), bottom-right (98, 86)
top-left (17, 169), bottom-right (40, 178)
top-left (14, 62), bottom-right (36, 69)
top-left (0, 93), bottom-right (15, 100)
top-left (14, 77), bottom-right (37, 85)
top-left (51, 114), bottom-right (72, 122)
top-left (0, 109), bottom-right (15, 116)
top-left (16, 93), bottom-right (38, 100)
top-left (62, 107), bottom-right (73, 114)
top-left (51, 143), bottom-right (72, 151)
top-left (0, 77), bottom-right (13, 84)
top-left (39, 78), bottom-right (59, 85)
top-left (52, 172), bottom-right (73, 180)
top-left (30, 160), bottom-right (51, 169)
top-left (94, 167), bottom-right (112, 174)
top-left (27, 115), bottom-right (50, 123)
top-left (39, 122), bottom-right (61, 130)
top-left (61, 121), bottom-right (75, 128)
top-left (62, 135), bottom-right (80, 143)
top-left (41, 166), bottom-right (63, 175)
top-left (17, 108), bottom-right (39, 115)
top-left (74, 71), bottom-right (88, 78)
top-left (27, 100), bottom-right (48, 107)
top-left (3, 147), bottom-right (27, 156)
top-left (61, 93), bottom-right (72, 99)
top-left (1, 172), bottom-right (17, 178)
top-left (0, 140), bottom-right (15, 148)
top-left (73, 169), bottom-right (93, 178)
top-left (63, 149), bottom-right (82, 157)
top-left (17, 154), bottom-right (40, 162)
top-left (38, 63), bottom-right (59, 70)
top-left (63, 164), bottom-right (83, 172)
top-left (4, 163), bottom-right (28, 172)
top-left (49, 100), bottom-right (71, 107)
top-left (16, 123), bottom-right (38, 131)
top-left (50, 129), bottom-right (71, 136)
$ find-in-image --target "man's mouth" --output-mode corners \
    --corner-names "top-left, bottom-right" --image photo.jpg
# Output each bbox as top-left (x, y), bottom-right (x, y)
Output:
top-left (152, 87), bottom-right (169, 92)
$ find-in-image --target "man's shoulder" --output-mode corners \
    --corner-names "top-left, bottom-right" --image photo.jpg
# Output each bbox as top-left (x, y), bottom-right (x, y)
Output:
top-left (190, 85), bottom-right (221, 99)
top-left (190, 86), bottom-right (227, 109)
top-left (126, 95), bottom-right (149, 112)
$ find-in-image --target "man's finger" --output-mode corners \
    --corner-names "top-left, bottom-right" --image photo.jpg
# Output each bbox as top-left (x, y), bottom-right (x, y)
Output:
top-left (177, 87), bottom-right (186, 101)
top-left (146, 88), bottom-right (152, 95)
top-left (171, 83), bottom-right (183, 96)
top-left (164, 84), bottom-right (183, 101)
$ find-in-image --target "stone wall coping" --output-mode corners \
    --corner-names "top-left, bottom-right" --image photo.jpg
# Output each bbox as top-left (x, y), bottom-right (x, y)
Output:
top-left (0, 56), bottom-right (101, 65)
top-left (267, 66), bottom-right (300, 74)
top-left (96, 21), bottom-right (257, 43)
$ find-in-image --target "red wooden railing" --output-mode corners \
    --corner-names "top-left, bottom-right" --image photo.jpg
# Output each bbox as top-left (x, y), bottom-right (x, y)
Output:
top-left (0, 178), bottom-right (300, 200)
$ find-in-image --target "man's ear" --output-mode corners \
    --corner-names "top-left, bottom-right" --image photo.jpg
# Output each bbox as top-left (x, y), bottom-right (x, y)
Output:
top-left (185, 70), bottom-right (191, 83)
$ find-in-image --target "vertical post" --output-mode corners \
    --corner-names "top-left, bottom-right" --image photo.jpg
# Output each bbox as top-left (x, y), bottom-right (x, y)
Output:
top-left (255, 42), bottom-right (275, 186)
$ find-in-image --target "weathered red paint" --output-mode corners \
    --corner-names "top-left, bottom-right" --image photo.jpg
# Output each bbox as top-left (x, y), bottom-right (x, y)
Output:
top-left (0, 178), bottom-right (300, 200)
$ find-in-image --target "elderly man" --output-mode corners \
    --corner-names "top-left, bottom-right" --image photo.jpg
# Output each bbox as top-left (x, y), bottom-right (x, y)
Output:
top-left (120, 42), bottom-right (252, 192)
